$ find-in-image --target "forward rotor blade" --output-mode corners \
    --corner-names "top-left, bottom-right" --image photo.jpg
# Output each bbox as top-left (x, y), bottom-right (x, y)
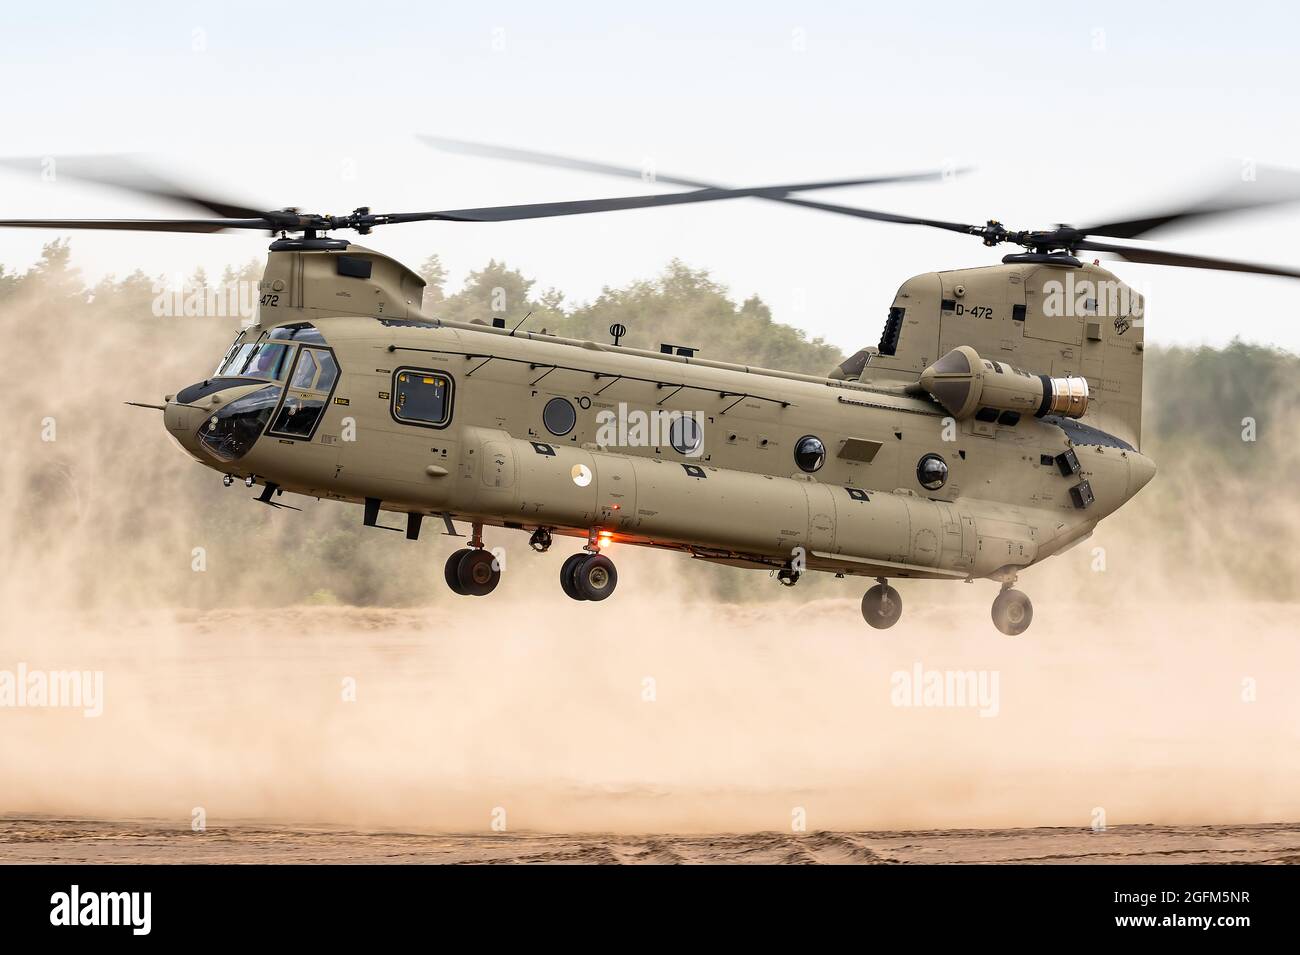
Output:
top-left (0, 154), bottom-right (270, 219)
top-left (1081, 166), bottom-right (1300, 240)
top-left (0, 217), bottom-right (273, 233)
top-left (1077, 238), bottom-right (1300, 279)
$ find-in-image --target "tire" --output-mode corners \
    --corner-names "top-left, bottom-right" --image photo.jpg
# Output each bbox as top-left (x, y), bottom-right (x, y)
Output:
top-left (991, 589), bottom-right (1033, 635)
top-left (560, 553), bottom-right (588, 601)
top-left (573, 554), bottom-right (618, 601)
top-left (456, 548), bottom-right (500, 597)
top-left (444, 548), bottom-right (472, 595)
top-left (861, 584), bottom-right (902, 629)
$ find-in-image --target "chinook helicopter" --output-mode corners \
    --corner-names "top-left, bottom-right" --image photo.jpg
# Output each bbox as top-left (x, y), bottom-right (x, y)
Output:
top-left (4, 145), bottom-right (1299, 634)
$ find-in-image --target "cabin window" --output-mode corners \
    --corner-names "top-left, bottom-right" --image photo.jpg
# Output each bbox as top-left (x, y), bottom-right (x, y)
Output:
top-left (794, 435), bottom-right (826, 472)
top-left (543, 397), bottom-right (577, 436)
top-left (917, 453), bottom-right (948, 490)
top-left (393, 369), bottom-right (453, 427)
top-left (669, 413), bottom-right (703, 456)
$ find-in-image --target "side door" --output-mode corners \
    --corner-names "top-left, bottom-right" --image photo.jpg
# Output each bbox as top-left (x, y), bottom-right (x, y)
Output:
top-left (266, 346), bottom-right (340, 441)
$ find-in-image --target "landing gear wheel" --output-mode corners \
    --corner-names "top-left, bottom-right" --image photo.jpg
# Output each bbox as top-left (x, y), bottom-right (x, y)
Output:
top-left (444, 548), bottom-right (472, 595)
top-left (991, 588), bottom-right (1033, 635)
top-left (456, 548), bottom-right (501, 597)
top-left (560, 553), bottom-right (589, 601)
top-left (573, 554), bottom-right (618, 601)
top-left (861, 583), bottom-right (902, 629)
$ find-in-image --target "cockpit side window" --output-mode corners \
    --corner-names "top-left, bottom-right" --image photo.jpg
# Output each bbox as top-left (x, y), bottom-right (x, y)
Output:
top-left (315, 351), bottom-right (339, 391)
top-left (290, 350), bottom-right (318, 389)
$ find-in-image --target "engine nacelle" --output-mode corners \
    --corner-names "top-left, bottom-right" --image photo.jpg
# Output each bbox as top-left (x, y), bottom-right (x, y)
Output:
top-left (919, 345), bottom-right (1089, 421)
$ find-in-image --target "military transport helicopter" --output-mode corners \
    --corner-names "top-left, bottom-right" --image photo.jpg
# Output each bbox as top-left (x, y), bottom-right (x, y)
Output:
top-left (4, 145), bottom-right (1299, 633)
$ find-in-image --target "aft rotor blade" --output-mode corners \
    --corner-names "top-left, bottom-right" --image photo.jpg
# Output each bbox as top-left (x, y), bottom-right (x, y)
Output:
top-left (1078, 238), bottom-right (1300, 279)
top-left (1081, 166), bottom-right (1300, 240)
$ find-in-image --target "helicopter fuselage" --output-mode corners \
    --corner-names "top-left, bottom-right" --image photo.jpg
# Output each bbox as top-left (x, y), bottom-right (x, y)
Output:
top-left (162, 275), bottom-right (1155, 587)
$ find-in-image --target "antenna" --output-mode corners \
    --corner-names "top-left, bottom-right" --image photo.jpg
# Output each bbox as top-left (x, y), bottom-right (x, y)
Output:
top-left (609, 322), bottom-right (627, 346)
top-left (509, 310), bottom-right (533, 336)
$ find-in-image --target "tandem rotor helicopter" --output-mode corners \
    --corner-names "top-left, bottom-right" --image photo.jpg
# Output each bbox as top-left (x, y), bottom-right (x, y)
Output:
top-left (4, 141), bottom-right (1299, 633)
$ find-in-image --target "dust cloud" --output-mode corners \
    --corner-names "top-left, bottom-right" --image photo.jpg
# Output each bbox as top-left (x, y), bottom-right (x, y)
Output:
top-left (1, 285), bottom-right (1298, 836)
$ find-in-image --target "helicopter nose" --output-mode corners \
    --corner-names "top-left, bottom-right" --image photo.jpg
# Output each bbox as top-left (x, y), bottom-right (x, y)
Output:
top-left (1128, 451), bottom-right (1157, 498)
top-left (163, 399), bottom-right (207, 456)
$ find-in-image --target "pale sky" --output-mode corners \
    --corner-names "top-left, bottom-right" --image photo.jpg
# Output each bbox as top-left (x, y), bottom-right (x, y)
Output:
top-left (2, 1), bottom-right (1299, 352)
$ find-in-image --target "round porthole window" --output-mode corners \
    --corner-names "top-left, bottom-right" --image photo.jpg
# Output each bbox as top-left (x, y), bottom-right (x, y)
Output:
top-left (542, 397), bottom-right (577, 436)
top-left (669, 413), bottom-right (703, 455)
top-left (794, 435), bottom-right (826, 473)
top-left (917, 453), bottom-right (948, 490)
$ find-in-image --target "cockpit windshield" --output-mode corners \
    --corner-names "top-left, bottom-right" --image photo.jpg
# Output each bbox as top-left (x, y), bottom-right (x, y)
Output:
top-left (214, 325), bottom-right (327, 381)
top-left (217, 339), bottom-right (291, 380)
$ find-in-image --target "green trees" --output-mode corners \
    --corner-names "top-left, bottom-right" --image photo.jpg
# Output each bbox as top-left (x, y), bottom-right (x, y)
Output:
top-left (557, 260), bottom-right (843, 374)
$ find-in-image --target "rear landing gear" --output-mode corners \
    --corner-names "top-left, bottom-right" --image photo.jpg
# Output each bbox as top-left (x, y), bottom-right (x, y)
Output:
top-left (862, 577), bottom-right (902, 629)
top-left (444, 523), bottom-right (502, 597)
top-left (991, 585), bottom-right (1033, 635)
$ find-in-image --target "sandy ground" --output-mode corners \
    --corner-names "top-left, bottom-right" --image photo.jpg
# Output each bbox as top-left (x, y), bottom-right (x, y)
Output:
top-left (3, 596), bottom-right (1299, 863)
top-left (4, 818), bottom-right (1298, 864)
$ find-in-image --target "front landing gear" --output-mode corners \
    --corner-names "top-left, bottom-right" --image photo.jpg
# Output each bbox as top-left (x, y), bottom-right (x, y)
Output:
top-left (991, 586), bottom-right (1033, 635)
top-left (444, 523), bottom-right (501, 597)
top-left (861, 577), bottom-right (902, 629)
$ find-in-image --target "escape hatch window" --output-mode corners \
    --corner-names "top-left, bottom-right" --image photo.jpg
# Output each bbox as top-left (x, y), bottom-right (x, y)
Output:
top-left (393, 369), bottom-right (453, 428)
top-left (268, 322), bottom-right (327, 344)
top-left (268, 346), bottom-right (338, 439)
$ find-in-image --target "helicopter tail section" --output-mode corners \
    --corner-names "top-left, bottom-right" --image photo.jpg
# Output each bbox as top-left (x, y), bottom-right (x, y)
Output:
top-left (859, 260), bottom-right (1146, 450)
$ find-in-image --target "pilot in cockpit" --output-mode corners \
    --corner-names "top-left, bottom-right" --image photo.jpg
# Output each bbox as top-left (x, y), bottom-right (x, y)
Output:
top-left (252, 346), bottom-right (282, 378)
